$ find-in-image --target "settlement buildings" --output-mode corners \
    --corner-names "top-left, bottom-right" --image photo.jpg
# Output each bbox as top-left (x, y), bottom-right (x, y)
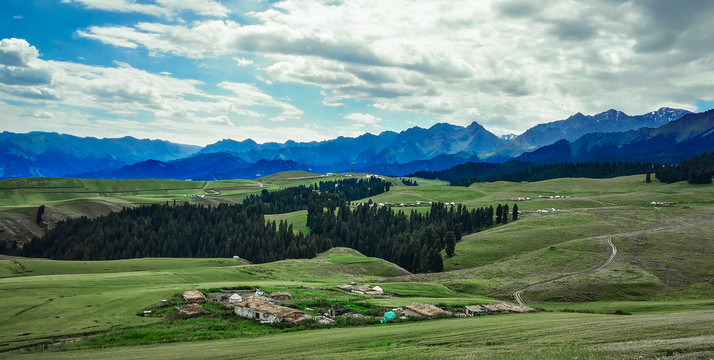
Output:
top-left (182, 290), bottom-right (206, 303)
top-left (233, 295), bottom-right (310, 324)
top-left (404, 302), bottom-right (450, 318)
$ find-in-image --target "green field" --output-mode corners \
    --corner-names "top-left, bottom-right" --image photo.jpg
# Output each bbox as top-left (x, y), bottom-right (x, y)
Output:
top-left (0, 172), bottom-right (394, 246)
top-left (5, 311), bottom-right (713, 359)
top-left (1, 174), bottom-right (713, 358)
top-left (265, 210), bottom-right (310, 234)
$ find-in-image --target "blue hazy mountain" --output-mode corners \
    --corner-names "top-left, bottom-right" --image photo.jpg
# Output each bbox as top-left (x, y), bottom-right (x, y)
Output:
top-left (198, 121), bottom-right (504, 168)
top-left (0, 132), bottom-right (200, 179)
top-left (2, 107), bottom-right (703, 180)
top-left (484, 107), bottom-right (691, 160)
top-left (517, 109), bottom-right (714, 164)
top-left (72, 152), bottom-right (316, 180)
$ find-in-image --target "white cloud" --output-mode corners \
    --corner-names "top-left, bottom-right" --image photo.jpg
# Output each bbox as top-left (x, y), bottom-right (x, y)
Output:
top-left (0, 38), bottom-right (308, 145)
top-left (23, 1), bottom-right (714, 135)
top-left (13, 15), bottom-right (23, 19)
top-left (234, 57), bottom-right (253, 66)
top-left (344, 113), bottom-right (381, 125)
top-left (61, 0), bottom-right (230, 19)
top-left (0, 38), bottom-right (40, 67)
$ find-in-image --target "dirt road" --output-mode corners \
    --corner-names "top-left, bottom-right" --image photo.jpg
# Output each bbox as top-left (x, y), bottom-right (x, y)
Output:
top-left (513, 237), bottom-right (617, 307)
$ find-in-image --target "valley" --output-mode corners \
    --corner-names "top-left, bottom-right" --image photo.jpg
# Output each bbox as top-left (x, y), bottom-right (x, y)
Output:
top-left (4, 1), bottom-right (714, 358)
top-left (1, 173), bottom-right (712, 359)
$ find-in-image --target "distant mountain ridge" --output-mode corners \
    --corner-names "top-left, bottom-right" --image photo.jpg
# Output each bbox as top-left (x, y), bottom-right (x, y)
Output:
top-left (73, 153), bottom-right (311, 180)
top-left (1, 107), bottom-right (704, 180)
top-left (483, 107), bottom-right (690, 160)
top-left (198, 121), bottom-right (504, 168)
top-left (518, 109), bottom-right (714, 164)
top-left (0, 132), bottom-right (200, 179)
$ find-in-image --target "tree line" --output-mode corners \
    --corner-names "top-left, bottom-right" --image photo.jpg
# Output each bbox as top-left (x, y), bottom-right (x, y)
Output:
top-left (20, 178), bottom-right (388, 262)
top-left (306, 201), bottom-right (516, 272)
top-left (16, 177), bottom-right (519, 273)
top-left (655, 152), bottom-right (714, 184)
top-left (410, 161), bottom-right (653, 186)
top-left (241, 177), bottom-right (390, 214)
top-left (399, 178), bottom-right (419, 186)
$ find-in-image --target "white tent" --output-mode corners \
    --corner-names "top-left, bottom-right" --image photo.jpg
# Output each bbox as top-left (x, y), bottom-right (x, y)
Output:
top-left (229, 293), bottom-right (243, 304)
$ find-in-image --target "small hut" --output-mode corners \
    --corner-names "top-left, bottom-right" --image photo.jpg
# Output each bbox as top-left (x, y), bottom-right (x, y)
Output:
top-left (404, 303), bottom-right (450, 318)
top-left (234, 296), bottom-right (310, 324)
top-left (483, 303), bottom-right (535, 313)
top-left (182, 290), bottom-right (206, 303)
top-left (465, 305), bottom-right (487, 316)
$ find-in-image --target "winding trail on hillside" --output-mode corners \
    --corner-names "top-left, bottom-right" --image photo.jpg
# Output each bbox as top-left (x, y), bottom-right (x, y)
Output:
top-left (513, 237), bottom-right (617, 307)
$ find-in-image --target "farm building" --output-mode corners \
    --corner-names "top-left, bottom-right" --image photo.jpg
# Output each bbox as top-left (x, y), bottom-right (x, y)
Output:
top-left (228, 293), bottom-right (243, 304)
top-left (182, 290), bottom-right (206, 303)
top-left (234, 296), bottom-right (310, 324)
top-left (270, 292), bottom-right (292, 301)
top-left (404, 303), bottom-right (450, 318)
top-left (483, 303), bottom-right (535, 313)
top-left (336, 284), bottom-right (385, 295)
top-left (465, 305), bottom-right (487, 316)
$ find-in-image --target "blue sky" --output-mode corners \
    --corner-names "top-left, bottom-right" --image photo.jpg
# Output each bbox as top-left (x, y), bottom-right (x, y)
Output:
top-left (1, 0), bottom-right (713, 146)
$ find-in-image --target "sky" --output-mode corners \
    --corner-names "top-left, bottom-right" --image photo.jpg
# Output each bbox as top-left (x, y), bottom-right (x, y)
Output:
top-left (1, 0), bottom-right (713, 146)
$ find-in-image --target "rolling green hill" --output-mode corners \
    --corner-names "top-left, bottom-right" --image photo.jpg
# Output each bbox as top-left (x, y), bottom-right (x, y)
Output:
top-left (1, 173), bottom-right (713, 358)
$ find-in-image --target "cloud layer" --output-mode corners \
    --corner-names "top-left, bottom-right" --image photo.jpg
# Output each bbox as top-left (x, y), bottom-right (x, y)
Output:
top-left (0, 38), bottom-right (307, 144)
top-left (2, 0), bottom-right (714, 145)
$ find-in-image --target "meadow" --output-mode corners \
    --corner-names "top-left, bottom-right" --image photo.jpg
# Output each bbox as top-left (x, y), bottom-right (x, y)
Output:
top-left (1, 173), bottom-right (713, 358)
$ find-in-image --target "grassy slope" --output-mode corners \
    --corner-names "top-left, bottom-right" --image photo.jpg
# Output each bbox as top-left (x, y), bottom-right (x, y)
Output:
top-left (1, 174), bottom-right (713, 358)
top-left (380, 176), bottom-right (714, 302)
top-left (0, 248), bottom-right (414, 350)
top-left (265, 210), bottom-right (309, 235)
top-left (5, 311), bottom-right (713, 360)
top-left (0, 172), bottom-right (390, 245)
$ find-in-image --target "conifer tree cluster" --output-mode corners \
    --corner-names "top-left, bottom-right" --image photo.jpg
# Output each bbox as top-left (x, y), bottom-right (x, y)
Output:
top-left (21, 178), bottom-right (389, 262)
top-left (655, 153), bottom-right (714, 184)
top-left (21, 202), bottom-right (336, 262)
top-left (242, 177), bottom-right (390, 214)
top-left (414, 161), bottom-right (653, 186)
top-left (399, 178), bottom-right (419, 186)
top-left (307, 202), bottom-right (496, 273)
top-left (18, 177), bottom-right (517, 274)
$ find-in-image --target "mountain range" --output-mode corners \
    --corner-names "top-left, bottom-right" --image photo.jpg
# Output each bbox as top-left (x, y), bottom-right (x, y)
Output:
top-left (518, 109), bottom-right (714, 164)
top-left (481, 107), bottom-right (691, 161)
top-left (1, 107), bottom-right (710, 180)
top-left (0, 132), bottom-right (199, 179)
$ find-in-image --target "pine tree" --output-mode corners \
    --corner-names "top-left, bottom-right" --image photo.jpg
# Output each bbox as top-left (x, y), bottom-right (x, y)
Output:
top-left (444, 231), bottom-right (455, 257)
top-left (496, 204), bottom-right (503, 224)
top-left (646, 172), bottom-right (651, 183)
top-left (502, 204), bottom-right (509, 224)
top-left (512, 204), bottom-right (519, 221)
top-left (428, 247), bottom-right (443, 272)
top-left (36, 205), bottom-right (45, 224)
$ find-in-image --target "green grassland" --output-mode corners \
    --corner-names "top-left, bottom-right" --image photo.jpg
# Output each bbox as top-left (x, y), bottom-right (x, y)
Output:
top-left (0, 172), bottom-right (392, 245)
top-left (1, 174), bottom-right (713, 358)
top-left (5, 311), bottom-right (713, 359)
top-left (265, 210), bottom-right (309, 234)
top-left (376, 176), bottom-right (714, 303)
top-left (0, 248), bottom-right (416, 351)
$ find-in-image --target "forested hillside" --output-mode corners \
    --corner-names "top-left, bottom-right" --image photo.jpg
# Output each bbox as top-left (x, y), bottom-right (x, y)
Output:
top-left (411, 161), bottom-right (653, 186)
top-left (17, 177), bottom-right (514, 273)
top-left (656, 152), bottom-right (714, 184)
